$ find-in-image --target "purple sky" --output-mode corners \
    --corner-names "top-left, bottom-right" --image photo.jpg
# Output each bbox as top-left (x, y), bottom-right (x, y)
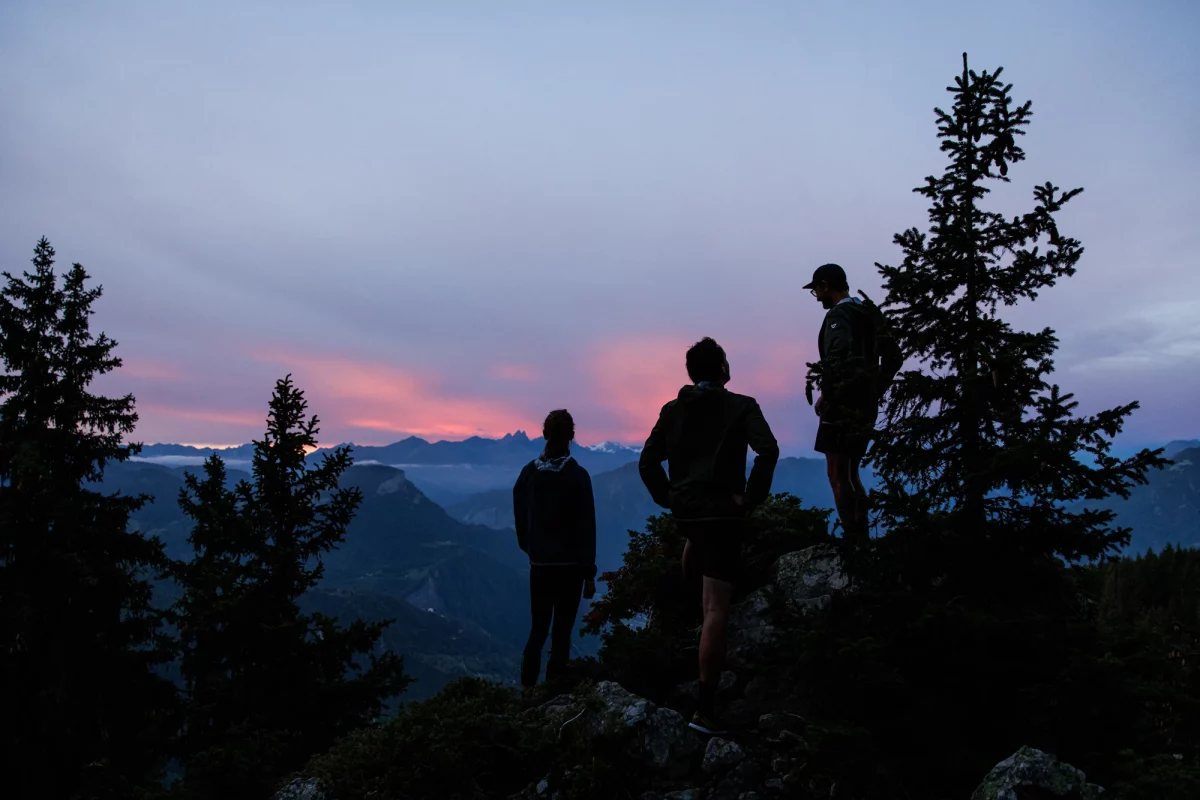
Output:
top-left (3, 1), bottom-right (1198, 454)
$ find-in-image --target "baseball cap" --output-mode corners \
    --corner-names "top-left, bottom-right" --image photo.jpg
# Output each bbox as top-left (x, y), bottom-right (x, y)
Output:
top-left (802, 263), bottom-right (847, 290)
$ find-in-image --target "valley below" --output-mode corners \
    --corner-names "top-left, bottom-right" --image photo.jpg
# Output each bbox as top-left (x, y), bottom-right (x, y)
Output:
top-left (118, 434), bottom-right (1200, 705)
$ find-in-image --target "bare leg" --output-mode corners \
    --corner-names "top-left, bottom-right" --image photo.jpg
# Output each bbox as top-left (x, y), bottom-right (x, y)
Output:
top-left (699, 576), bottom-right (734, 686)
top-left (825, 453), bottom-right (859, 538)
top-left (848, 456), bottom-right (869, 533)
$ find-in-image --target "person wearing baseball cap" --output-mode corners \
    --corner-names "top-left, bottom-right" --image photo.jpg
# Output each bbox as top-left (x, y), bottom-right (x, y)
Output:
top-left (803, 263), bottom-right (901, 540)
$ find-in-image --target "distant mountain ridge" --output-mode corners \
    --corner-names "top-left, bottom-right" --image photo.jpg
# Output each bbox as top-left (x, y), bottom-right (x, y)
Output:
top-left (1165, 439), bottom-right (1200, 459)
top-left (1083, 445), bottom-right (1200, 552)
top-left (137, 432), bottom-right (641, 470)
top-left (137, 434), bottom-right (646, 507)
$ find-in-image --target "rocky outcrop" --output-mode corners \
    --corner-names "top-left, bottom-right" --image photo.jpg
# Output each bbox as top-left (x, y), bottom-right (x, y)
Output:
top-left (715, 544), bottom-right (851, 668)
top-left (770, 544), bottom-right (848, 615)
top-left (525, 681), bottom-right (703, 775)
top-left (275, 544), bottom-right (1106, 800)
top-left (971, 746), bottom-right (1104, 799)
top-left (702, 737), bottom-right (745, 773)
top-left (274, 777), bottom-right (326, 800)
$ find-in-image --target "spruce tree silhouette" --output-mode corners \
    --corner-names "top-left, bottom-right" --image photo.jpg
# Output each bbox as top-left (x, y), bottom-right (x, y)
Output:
top-left (779, 56), bottom-right (1175, 796)
top-left (868, 53), bottom-right (1166, 577)
top-left (170, 375), bottom-right (409, 798)
top-left (0, 238), bottom-right (176, 798)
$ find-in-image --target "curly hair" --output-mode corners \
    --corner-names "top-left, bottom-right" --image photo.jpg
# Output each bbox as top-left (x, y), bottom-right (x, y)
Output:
top-left (542, 409), bottom-right (575, 446)
top-left (686, 337), bottom-right (728, 384)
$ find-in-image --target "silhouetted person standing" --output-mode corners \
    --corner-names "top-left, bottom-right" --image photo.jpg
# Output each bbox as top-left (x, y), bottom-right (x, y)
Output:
top-left (804, 263), bottom-right (902, 540)
top-left (640, 338), bottom-right (779, 735)
top-left (513, 409), bottom-right (597, 690)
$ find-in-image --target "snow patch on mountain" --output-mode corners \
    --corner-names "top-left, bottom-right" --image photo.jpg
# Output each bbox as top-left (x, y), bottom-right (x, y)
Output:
top-left (586, 441), bottom-right (642, 455)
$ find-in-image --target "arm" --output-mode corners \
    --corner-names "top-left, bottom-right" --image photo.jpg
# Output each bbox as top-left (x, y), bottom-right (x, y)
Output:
top-left (819, 308), bottom-right (855, 406)
top-left (638, 404), bottom-right (672, 509)
top-left (512, 464), bottom-right (530, 554)
top-left (744, 400), bottom-right (780, 509)
top-left (577, 469), bottom-right (597, 580)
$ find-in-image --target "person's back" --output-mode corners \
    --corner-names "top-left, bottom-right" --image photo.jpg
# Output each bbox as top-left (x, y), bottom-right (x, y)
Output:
top-left (515, 453), bottom-right (595, 569)
top-left (638, 337), bottom-right (778, 736)
top-left (642, 383), bottom-right (777, 521)
top-left (513, 410), bottom-right (596, 690)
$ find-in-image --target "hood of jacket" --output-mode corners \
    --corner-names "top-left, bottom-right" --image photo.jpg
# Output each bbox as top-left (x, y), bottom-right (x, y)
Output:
top-left (534, 453), bottom-right (575, 473)
top-left (676, 381), bottom-right (726, 402)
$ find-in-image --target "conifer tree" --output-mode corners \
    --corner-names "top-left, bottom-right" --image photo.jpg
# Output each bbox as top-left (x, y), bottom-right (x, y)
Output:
top-left (869, 54), bottom-right (1166, 581)
top-left (170, 375), bottom-right (409, 798)
top-left (0, 238), bottom-right (176, 798)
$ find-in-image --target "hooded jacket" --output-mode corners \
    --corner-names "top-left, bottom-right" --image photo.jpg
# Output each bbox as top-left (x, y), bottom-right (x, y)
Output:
top-left (512, 454), bottom-right (597, 579)
top-left (817, 296), bottom-right (901, 416)
top-left (639, 384), bottom-right (779, 520)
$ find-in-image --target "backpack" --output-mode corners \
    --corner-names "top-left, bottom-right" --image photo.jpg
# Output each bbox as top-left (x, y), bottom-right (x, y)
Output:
top-left (854, 290), bottom-right (904, 397)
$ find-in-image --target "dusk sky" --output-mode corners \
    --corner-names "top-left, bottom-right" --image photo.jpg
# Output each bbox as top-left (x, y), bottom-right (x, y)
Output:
top-left (3, 1), bottom-right (1198, 454)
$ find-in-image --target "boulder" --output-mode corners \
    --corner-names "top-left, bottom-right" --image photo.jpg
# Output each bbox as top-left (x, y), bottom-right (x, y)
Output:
top-left (771, 544), bottom-right (848, 616)
top-left (273, 778), bottom-right (326, 800)
top-left (703, 737), bottom-right (746, 774)
top-left (971, 746), bottom-right (1104, 800)
top-left (725, 590), bottom-right (778, 667)
top-left (510, 773), bottom-right (564, 800)
top-left (527, 681), bottom-right (702, 777)
top-left (723, 544), bottom-right (849, 666)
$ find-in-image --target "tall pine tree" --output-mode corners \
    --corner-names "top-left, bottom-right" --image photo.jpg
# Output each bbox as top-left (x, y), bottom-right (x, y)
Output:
top-left (869, 54), bottom-right (1166, 583)
top-left (170, 375), bottom-right (409, 799)
top-left (780, 57), bottom-right (1175, 795)
top-left (0, 238), bottom-right (176, 798)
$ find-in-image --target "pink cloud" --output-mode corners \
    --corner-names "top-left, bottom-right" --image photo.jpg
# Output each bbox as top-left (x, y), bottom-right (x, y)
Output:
top-left (735, 340), bottom-right (815, 399)
top-left (581, 335), bottom-right (816, 447)
top-left (119, 337), bottom-right (818, 450)
top-left (253, 349), bottom-right (537, 442)
top-left (139, 404), bottom-right (264, 427)
top-left (585, 336), bottom-right (693, 444)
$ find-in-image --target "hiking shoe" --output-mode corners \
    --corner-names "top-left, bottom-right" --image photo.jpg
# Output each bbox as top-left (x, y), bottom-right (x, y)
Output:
top-left (688, 710), bottom-right (730, 736)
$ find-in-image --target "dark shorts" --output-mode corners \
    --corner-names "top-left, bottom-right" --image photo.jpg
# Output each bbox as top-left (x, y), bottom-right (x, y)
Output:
top-left (677, 517), bottom-right (746, 584)
top-left (815, 399), bottom-right (876, 459)
top-left (814, 420), bottom-right (869, 460)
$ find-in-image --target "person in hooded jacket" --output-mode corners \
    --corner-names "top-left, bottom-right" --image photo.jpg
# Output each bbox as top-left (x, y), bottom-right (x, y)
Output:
top-left (639, 337), bottom-right (779, 735)
top-left (513, 409), bottom-right (597, 690)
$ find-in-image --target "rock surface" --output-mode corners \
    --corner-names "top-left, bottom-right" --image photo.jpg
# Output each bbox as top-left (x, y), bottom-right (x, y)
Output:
top-left (771, 544), bottom-right (848, 615)
top-left (703, 737), bottom-right (746, 773)
top-left (273, 778), bottom-right (326, 800)
top-left (971, 746), bottom-right (1104, 800)
top-left (722, 544), bottom-right (850, 667)
top-left (525, 680), bottom-right (702, 777)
